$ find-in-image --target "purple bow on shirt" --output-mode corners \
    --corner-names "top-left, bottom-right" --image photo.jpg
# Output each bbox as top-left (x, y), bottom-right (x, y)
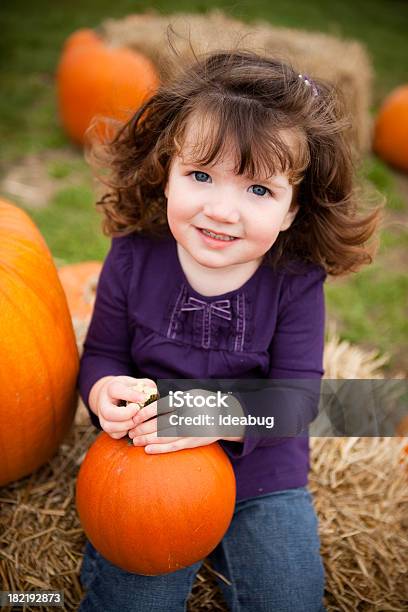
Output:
top-left (180, 296), bottom-right (232, 319)
top-left (180, 296), bottom-right (232, 348)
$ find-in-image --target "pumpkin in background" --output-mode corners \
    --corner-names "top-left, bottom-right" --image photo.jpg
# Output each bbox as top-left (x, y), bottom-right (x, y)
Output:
top-left (76, 434), bottom-right (236, 575)
top-left (56, 28), bottom-right (160, 145)
top-left (373, 84), bottom-right (408, 172)
top-left (57, 261), bottom-right (102, 356)
top-left (0, 198), bottom-right (79, 486)
top-left (58, 261), bottom-right (102, 322)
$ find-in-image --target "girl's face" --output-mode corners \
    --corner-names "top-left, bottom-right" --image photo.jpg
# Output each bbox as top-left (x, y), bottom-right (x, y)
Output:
top-left (165, 123), bottom-right (299, 272)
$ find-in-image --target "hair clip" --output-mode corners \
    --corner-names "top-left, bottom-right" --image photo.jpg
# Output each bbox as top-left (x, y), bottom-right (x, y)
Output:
top-left (298, 74), bottom-right (319, 97)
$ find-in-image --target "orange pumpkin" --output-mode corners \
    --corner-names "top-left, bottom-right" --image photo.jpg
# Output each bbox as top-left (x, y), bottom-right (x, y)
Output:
top-left (0, 198), bottom-right (79, 486)
top-left (56, 28), bottom-right (160, 145)
top-left (373, 84), bottom-right (408, 172)
top-left (58, 261), bottom-right (102, 322)
top-left (76, 434), bottom-right (236, 575)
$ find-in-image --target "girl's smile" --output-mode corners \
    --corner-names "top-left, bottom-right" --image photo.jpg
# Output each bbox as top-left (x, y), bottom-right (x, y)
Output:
top-left (196, 226), bottom-right (239, 248)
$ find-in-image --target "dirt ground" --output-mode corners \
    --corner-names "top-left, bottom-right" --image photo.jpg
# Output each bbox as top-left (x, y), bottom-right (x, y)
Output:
top-left (0, 148), bottom-right (94, 208)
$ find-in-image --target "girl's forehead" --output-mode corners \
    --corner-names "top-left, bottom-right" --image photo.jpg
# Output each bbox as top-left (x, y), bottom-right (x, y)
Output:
top-left (175, 115), bottom-right (306, 181)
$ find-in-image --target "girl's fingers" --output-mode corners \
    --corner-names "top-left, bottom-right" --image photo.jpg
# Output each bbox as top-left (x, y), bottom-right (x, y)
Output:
top-left (128, 416), bottom-right (158, 439)
top-left (101, 417), bottom-right (137, 434)
top-left (109, 430), bottom-right (131, 440)
top-left (128, 412), bottom-right (178, 441)
top-left (107, 381), bottom-right (146, 404)
top-left (100, 402), bottom-right (142, 423)
top-left (132, 433), bottom-right (180, 447)
top-left (131, 400), bottom-right (158, 425)
top-left (144, 437), bottom-right (221, 454)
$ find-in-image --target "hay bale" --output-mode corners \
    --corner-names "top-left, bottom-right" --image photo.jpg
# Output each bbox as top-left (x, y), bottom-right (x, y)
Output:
top-left (323, 327), bottom-right (392, 380)
top-left (99, 9), bottom-right (373, 154)
top-left (310, 437), bottom-right (408, 611)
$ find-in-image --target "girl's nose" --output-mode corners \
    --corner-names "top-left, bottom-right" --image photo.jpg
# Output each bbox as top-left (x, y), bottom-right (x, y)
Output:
top-left (203, 198), bottom-right (240, 224)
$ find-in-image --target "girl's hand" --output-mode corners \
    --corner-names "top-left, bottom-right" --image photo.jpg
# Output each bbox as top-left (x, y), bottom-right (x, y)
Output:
top-left (128, 398), bottom-right (222, 453)
top-left (127, 389), bottom-right (244, 453)
top-left (96, 376), bottom-right (158, 439)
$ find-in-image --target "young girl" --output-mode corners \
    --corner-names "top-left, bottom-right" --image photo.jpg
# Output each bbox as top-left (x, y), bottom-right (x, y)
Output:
top-left (78, 50), bottom-right (380, 611)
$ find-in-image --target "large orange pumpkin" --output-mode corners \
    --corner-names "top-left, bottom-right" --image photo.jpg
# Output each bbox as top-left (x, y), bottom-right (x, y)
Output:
top-left (373, 84), bottom-right (408, 172)
top-left (57, 28), bottom-right (160, 145)
top-left (0, 199), bottom-right (79, 486)
top-left (76, 434), bottom-right (236, 575)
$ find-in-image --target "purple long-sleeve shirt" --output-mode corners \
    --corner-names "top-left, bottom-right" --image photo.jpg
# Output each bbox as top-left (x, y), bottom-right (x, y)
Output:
top-left (78, 233), bottom-right (326, 501)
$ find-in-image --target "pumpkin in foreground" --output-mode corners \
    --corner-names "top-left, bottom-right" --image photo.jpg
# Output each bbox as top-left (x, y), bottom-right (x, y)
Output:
top-left (76, 434), bottom-right (236, 575)
top-left (0, 198), bottom-right (79, 486)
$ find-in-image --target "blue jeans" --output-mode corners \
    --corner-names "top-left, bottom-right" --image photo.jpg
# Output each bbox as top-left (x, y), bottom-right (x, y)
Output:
top-left (79, 486), bottom-right (326, 612)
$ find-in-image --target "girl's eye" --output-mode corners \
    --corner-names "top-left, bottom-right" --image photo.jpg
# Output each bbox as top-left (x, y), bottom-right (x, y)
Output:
top-left (191, 171), bottom-right (211, 183)
top-left (188, 173), bottom-right (272, 196)
top-left (249, 184), bottom-right (272, 197)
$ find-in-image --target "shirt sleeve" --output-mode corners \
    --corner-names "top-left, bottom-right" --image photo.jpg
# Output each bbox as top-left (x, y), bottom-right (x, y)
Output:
top-left (219, 265), bottom-right (326, 459)
top-left (77, 236), bottom-right (135, 428)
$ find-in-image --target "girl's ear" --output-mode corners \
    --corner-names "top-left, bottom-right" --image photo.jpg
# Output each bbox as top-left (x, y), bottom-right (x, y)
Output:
top-left (281, 203), bottom-right (299, 231)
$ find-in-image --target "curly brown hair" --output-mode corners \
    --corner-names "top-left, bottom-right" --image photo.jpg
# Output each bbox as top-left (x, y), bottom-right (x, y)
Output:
top-left (87, 49), bottom-right (383, 276)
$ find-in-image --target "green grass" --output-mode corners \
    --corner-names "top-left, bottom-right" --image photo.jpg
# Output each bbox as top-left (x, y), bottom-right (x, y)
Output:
top-left (47, 161), bottom-right (72, 180)
top-left (359, 156), bottom-right (406, 212)
top-left (27, 186), bottom-right (110, 265)
top-left (326, 267), bottom-right (407, 357)
top-left (46, 158), bottom-right (86, 180)
top-left (0, 0), bottom-right (407, 372)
